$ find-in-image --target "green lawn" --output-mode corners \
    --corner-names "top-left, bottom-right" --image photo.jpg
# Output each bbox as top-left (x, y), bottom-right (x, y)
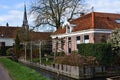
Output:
top-left (0, 58), bottom-right (48, 80)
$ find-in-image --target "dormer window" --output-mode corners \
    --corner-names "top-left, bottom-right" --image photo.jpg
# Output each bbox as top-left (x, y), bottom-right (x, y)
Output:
top-left (115, 19), bottom-right (120, 24)
top-left (66, 25), bottom-right (71, 33)
top-left (62, 18), bottom-right (74, 33)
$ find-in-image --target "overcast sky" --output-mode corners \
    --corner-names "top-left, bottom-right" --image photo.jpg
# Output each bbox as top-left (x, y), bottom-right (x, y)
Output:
top-left (0, 0), bottom-right (120, 28)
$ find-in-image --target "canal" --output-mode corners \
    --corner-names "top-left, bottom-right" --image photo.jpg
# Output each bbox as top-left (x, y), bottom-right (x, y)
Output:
top-left (22, 63), bottom-right (107, 80)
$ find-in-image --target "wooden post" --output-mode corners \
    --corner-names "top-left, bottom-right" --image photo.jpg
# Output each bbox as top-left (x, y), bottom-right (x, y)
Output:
top-left (25, 42), bottom-right (27, 61)
top-left (83, 66), bottom-right (86, 77)
top-left (30, 41), bottom-right (33, 62)
top-left (54, 39), bottom-right (57, 63)
top-left (39, 41), bottom-right (42, 64)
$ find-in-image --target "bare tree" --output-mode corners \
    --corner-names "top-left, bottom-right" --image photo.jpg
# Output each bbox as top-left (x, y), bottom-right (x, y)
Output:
top-left (30, 0), bottom-right (88, 29)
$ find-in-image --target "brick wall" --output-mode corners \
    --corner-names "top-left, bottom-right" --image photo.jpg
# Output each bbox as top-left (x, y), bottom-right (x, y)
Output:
top-left (52, 33), bottom-right (110, 54)
top-left (94, 33), bottom-right (110, 43)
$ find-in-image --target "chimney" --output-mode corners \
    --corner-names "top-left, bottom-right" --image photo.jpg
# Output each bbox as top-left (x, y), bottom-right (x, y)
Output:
top-left (80, 12), bottom-right (85, 17)
top-left (6, 23), bottom-right (9, 27)
top-left (91, 12), bottom-right (95, 28)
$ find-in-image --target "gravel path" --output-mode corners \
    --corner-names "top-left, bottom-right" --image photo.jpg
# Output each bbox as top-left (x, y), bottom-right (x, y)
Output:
top-left (0, 63), bottom-right (12, 80)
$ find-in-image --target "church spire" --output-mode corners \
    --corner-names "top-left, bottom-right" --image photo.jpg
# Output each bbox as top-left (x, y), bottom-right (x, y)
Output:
top-left (22, 4), bottom-right (29, 30)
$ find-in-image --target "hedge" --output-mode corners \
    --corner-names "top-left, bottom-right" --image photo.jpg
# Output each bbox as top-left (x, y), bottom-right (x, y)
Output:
top-left (78, 43), bottom-right (113, 65)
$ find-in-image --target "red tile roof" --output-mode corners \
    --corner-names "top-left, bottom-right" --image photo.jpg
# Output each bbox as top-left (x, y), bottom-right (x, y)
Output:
top-left (52, 27), bottom-right (66, 35)
top-left (53, 12), bottom-right (120, 35)
top-left (0, 26), bottom-right (52, 41)
top-left (0, 26), bottom-right (21, 38)
top-left (30, 32), bottom-right (52, 41)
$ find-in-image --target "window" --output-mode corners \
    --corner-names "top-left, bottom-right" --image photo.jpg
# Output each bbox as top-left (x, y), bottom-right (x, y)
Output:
top-left (76, 36), bottom-right (80, 49)
top-left (68, 37), bottom-right (71, 53)
top-left (66, 26), bottom-right (70, 33)
top-left (68, 37), bottom-right (71, 48)
top-left (84, 35), bottom-right (89, 43)
top-left (68, 37), bottom-right (71, 40)
top-left (76, 36), bottom-right (80, 44)
top-left (115, 19), bottom-right (120, 24)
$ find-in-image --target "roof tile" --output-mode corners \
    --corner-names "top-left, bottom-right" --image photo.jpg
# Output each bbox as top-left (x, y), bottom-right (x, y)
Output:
top-left (53, 12), bottom-right (120, 35)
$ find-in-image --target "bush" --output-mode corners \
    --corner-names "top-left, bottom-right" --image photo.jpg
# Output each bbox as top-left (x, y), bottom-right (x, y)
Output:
top-left (55, 53), bottom-right (98, 66)
top-left (56, 51), bottom-right (65, 56)
top-left (6, 48), bottom-right (14, 56)
top-left (78, 43), bottom-right (113, 65)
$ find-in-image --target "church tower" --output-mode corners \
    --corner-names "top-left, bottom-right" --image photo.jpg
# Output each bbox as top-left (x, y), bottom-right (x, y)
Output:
top-left (22, 4), bottom-right (29, 30)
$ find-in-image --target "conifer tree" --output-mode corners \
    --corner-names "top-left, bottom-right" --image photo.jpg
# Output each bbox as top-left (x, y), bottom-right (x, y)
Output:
top-left (14, 34), bottom-right (20, 60)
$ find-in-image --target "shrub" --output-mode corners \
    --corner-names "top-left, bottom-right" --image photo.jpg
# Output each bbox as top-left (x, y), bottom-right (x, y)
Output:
top-left (6, 48), bottom-right (14, 56)
top-left (78, 43), bottom-right (113, 65)
top-left (55, 53), bottom-right (98, 66)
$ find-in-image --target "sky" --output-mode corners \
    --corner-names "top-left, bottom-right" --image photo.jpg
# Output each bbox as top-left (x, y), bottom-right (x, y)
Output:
top-left (87, 0), bottom-right (120, 13)
top-left (0, 0), bottom-right (33, 27)
top-left (0, 0), bottom-right (120, 30)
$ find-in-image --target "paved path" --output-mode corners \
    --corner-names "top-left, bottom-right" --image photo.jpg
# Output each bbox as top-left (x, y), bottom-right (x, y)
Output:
top-left (0, 63), bottom-right (12, 80)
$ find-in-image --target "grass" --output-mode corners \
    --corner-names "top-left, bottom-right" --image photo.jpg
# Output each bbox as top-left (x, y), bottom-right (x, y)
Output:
top-left (0, 58), bottom-right (48, 80)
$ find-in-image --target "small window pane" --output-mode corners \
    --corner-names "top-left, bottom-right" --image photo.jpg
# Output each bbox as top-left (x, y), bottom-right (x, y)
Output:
top-left (84, 35), bottom-right (89, 39)
top-left (76, 36), bottom-right (80, 40)
top-left (68, 37), bottom-right (71, 40)
top-left (84, 35), bottom-right (89, 43)
top-left (67, 26), bottom-right (70, 33)
top-left (76, 36), bottom-right (80, 44)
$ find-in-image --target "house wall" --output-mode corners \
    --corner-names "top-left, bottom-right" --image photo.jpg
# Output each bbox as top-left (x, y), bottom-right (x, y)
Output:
top-left (52, 38), bottom-right (66, 53)
top-left (51, 29), bottom-right (112, 55)
top-left (62, 33), bottom-right (95, 54)
top-left (94, 33), bottom-right (110, 43)
top-left (71, 36), bottom-right (76, 51)
top-left (57, 32), bottom-right (110, 54)
top-left (64, 37), bottom-right (67, 54)
top-left (0, 38), bottom-right (14, 46)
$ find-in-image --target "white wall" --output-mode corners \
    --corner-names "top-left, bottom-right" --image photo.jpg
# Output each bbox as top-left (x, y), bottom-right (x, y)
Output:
top-left (0, 38), bottom-right (14, 46)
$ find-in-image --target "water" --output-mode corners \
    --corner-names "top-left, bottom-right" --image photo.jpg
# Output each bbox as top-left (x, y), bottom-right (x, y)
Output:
top-left (22, 63), bottom-right (107, 80)
top-left (25, 64), bottom-right (76, 80)
top-left (36, 69), bottom-right (107, 80)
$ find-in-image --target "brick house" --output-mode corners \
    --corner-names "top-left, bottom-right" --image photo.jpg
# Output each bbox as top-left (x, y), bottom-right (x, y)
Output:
top-left (51, 12), bottom-right (120, 54)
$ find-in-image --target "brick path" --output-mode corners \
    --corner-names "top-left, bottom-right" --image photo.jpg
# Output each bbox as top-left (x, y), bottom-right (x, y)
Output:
top-left (0, 63), bottom-right (12, 80)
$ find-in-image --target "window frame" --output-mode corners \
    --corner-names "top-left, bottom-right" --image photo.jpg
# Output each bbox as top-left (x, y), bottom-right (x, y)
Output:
top-left (84, 35), bottom-right (89, 43)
